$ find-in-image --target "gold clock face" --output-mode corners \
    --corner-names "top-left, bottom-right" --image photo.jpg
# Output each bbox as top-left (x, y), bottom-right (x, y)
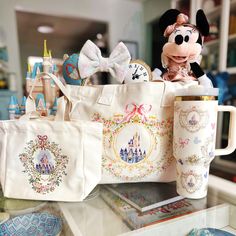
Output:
top-left (124, 60), bottom-right (152, 83)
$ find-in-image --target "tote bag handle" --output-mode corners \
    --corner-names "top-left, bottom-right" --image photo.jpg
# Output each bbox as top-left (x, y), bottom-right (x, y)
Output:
top-left (160, 81), bottom-right (175, 107)
top-left (54, 85), bottom-right (117, 121)
top-left (22, 72), bottom-right (72, 120)
top-left (97, 80), bottom-right (179, 108)
top-left (96, 85), bottom-right (116, 106)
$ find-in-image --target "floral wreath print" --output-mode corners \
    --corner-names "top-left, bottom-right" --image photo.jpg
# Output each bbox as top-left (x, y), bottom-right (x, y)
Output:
top-left (181, 170), bottom-right (203, 193)
top-left (178, 106), bottom-right (209, 132)
top-left (177, 154), bottom-right (201, 166)
top-left (19, 135), bottom-right (69, 194)
top-left (92, 103), bottom-right (174, 181)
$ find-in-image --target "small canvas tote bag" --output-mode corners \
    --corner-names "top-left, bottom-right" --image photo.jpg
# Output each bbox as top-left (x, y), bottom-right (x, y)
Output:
top-left (0, 73), bottom-right (103, 201)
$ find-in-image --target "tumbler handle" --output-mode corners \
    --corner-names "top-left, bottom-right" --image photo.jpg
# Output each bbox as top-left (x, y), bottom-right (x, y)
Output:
top-left (215, 105), bottom-right (236, 156)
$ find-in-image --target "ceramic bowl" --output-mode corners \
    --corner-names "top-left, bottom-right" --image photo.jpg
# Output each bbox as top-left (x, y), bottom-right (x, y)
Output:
top-left (188, 228), bottom-right (235, 236)
top-left (0, 212), bottom-right (62, 236)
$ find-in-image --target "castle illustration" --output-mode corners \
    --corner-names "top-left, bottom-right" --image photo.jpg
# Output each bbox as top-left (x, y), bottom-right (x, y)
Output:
top-left (189, 114), bottom-right (198, 125)
top-left (35, 153), bottom-right (55, 175)
top-left (120, 132), bottom-right (146, 164)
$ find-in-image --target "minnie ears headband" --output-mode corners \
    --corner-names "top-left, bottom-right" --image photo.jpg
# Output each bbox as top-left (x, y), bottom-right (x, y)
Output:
top-left (163, 13), bottom-right (189, 37)
top-left (159, 9), bottom-right (209, 37)
top-left (78, 40), bottom-right (131, 83)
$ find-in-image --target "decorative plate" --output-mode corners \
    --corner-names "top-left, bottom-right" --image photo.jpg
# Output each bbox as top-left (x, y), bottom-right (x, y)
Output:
top-left (188, 228), bottom-right (235, 236)
top-left (0, 212), bottom-right (62, 236)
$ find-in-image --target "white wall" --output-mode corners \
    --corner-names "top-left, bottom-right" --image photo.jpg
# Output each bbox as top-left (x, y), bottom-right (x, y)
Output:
top-left (0, 0), bottom-right (144, 96)
top-left (0, 1), bottom-right (23, 96)
top-left (142, 0), bottom-right (171, 65)
top-left (143, 0), bottom-right (171, 24)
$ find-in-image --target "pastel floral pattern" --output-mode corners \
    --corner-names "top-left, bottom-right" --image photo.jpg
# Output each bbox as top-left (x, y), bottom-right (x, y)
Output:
top-left (181, 170), bottom-right (203, 193)
top-left (19, 135), bottom-right (69, 194)
top-left (201, 134), bottom-right (215, 166)
top-left (92, 103), bottom-right (174, 181)
top-left (174, 100), bottom-right (220, 198)
top-left (0, 213), bottom-right (62, 236)
top-left (179, 106), bottom-right (209, 132)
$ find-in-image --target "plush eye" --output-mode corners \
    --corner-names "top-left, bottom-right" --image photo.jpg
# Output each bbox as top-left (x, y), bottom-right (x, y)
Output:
top-left (187, 30), bottom-right (199, 43)
top-left (184, 35), bottom-right (189, 42)
top-left (168, 29), bottom-right (180, 43)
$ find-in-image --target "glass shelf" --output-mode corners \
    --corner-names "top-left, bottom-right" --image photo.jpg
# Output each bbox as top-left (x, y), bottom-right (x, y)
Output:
top-left (0, 175), bottom-right (236, 235)
top-left (57, 175), bottom-right (236, 236)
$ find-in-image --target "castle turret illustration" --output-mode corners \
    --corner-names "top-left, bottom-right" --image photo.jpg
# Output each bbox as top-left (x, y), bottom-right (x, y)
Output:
top-left (36, 93), bottom-right (47, 116)
top-left (8, 96), bottom-right (19, 120)
top-left (189, 114), bottom-right (198, 125)
top-left (42, 40), bottom-right (53, 109)
top-left (120, 132), bottom-right (146, 164)
top-left (35, 151), bottom-right (55, 175)
top-left (25, 40), bottom-right (60, 115)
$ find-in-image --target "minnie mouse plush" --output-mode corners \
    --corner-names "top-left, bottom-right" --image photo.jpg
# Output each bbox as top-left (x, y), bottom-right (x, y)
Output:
top-left (159, 9), bottom-right (212, 87)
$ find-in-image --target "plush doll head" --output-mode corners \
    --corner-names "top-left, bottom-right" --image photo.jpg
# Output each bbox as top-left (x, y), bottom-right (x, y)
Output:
top-left (159, 9), bottom-right (211, 85)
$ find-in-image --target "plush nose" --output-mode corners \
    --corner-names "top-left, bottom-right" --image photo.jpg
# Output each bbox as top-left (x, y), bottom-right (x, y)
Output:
top-left (175, 35), bottom-right (183, 45)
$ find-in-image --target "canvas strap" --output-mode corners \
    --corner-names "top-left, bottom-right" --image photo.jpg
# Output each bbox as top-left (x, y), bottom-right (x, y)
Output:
top-left (97, 85), bottom-right (116, 106)
top-left (160, 81), bottom-right (176, 107)
top-left (22, 72), bottom-right (71, 121)
top-left (97, 82), bottom-right (171, 107)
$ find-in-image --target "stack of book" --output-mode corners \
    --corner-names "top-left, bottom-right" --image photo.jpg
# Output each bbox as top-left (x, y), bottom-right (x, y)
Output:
top-left (100, 182), bottom-right (207, 230)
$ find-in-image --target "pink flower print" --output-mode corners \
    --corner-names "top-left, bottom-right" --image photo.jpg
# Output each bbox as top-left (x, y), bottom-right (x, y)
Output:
top-left (20, 154), bottom-right (28, 162)
top-left (179, 138), bottom-right (190, 148)
top-left (33, 182), bottom-right (41, 188)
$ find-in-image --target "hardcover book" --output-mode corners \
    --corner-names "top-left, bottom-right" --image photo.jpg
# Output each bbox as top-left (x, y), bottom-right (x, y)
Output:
top-left (100, 187), bottom-right (207, 230)
top-left (105, 182), bottom-right (184, 212)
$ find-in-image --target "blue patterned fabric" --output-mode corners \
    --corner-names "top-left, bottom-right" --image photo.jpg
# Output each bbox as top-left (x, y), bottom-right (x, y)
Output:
top-left (188, 228), bottom-right (235, 236)
top-left (62, 53), bottom-right (82, 85)
top-left (0, 212), bottom-right (62, 236)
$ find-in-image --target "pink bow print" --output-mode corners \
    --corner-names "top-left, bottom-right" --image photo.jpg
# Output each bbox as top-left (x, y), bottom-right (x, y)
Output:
top-left (37, 135), bottom-right (48, 149)
top-left (121, 103), bottom-right (152, 123)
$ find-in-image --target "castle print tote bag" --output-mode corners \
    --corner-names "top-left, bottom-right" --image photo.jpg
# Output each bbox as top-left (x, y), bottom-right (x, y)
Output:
top-left (64, 82), bottom-right (177, 184)
top-left (0, 73), bottom-right (103, 201)
top-left (58, 40), bottom-right (197, 184)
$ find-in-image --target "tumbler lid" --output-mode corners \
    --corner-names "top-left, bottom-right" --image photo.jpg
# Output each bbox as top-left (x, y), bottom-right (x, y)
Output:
top-left (175, 85), bottom-right (219, 97)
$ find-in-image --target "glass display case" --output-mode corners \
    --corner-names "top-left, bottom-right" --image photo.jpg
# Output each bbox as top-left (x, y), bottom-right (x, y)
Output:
top-left (58, 175), bottom-right (236, 236)
top-left (1, 175), bottom-right (236, 236)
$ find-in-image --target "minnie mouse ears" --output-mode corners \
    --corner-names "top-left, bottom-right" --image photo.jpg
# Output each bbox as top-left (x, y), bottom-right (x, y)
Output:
top-left (159, 9), bottom-right (209, 37)
top-left (159, 9), bottom-right (181, 35)
top-left (196, 9), bottom-right (209, 36)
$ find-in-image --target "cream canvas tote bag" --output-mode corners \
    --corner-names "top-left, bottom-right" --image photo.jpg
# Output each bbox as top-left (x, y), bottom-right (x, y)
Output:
top-left (0, 73), bottom-right (103, 201)
top-left (65, 82), bottom-right (178, 184)
top-left (58, 40), bottom-right (197, 184)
